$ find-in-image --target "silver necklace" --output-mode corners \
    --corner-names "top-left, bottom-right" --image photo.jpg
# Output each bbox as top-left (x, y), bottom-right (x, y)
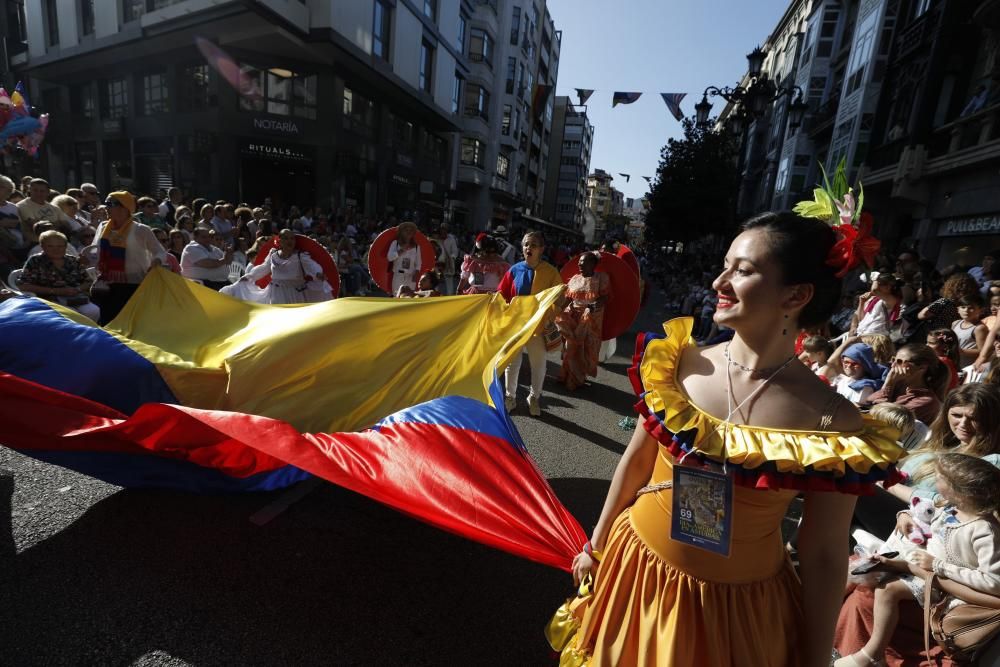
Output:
top-left (724, 342), bottom-right (797, 379)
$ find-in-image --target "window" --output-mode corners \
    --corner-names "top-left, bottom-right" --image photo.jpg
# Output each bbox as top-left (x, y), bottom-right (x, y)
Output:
top-left (461, 137), bottom-right (485, 168)
top-left (496, 152), bottom-right (510, 179)
top-left (510, 6), bottom-right (521, 44)
top-left (774, 157), bottom-right (789, 192)
top-left (464, 83), bottom-right (489, 120)
top-left (517, 62), bottom-right (526, 98)
top-left (457, 13), bottom-right (466, 52)
top-left (506, 57), bottom-right (516, 94)
top-left (141, 71), bottom-right (169, 115)
top-left (238, 65), bottom-right (316, 118)
top-left (72, 84), bottom-right (96, 118)
top-left (423, 0), bottom-right (436, 22)
top-left (373, 0), bottom-right (391, 61)
top-left (122, 0), bottom-right (144, 22)
top-left (101, 78), bottom-right (128, 119)
top-left (419, 40), bottom-right (434, 93)
top-left (469, 28), bottom-right (492, 66)
top-left (178, 65), bottom-right (212, 111)
top-left (451, 72), bottom-right (463, 114)
top-left (80, 0), bottom-right (94, 35)
top-left (501, 104), bottom-right (512, 135)
top-left (343, 86), bottom-right (377, 134)
top-left (44, 0), bottom-right (57, 46)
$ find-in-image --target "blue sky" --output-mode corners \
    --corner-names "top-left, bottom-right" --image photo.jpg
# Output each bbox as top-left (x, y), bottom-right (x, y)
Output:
top-left (546, 0), bottom-right (792, 201)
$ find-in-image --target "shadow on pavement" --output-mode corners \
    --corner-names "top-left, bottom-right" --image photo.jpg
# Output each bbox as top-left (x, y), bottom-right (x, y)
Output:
top-left (540, 412), bottom-right (628, 456)
top-left (0, 477), bottom-right (610, 667)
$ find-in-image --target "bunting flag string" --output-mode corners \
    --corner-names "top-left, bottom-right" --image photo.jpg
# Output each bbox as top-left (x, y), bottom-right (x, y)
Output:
top-left (574, 88), bottom-right (595, 106)
top-left (642, 176), bottom-right (652, 184)
top-left (618, 173), bottom-right (631, 183)
top-left (611, 91), bottom-right (642, 107)
top-left (660, 92), bottom-right (687, 122)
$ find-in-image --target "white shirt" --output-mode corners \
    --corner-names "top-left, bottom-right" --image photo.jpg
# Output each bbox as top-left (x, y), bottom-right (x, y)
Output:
top-left (210, 216), bottom-right (234, 243)
top-left (437, 233), bottom-right (460, 274)
top-left (93, 220), bottom-right (167, 283)
top-left (387, 240), bottom-right (421, 294)
top-left (180, 241), bottom-right (229, 282)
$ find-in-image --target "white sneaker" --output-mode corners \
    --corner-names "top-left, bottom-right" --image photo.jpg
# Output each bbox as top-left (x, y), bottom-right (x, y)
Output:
top-left (528, 394), bottom-right (541, 417)
top-left (504, 394), bottom-right (516, 412)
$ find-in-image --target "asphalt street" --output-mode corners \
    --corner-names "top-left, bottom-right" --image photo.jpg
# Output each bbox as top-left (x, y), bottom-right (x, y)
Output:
top-left (0, 297), bottom-right (671, 667)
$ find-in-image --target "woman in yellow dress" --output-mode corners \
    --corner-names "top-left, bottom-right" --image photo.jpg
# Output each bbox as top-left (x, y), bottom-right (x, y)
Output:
top-left (555, 212), bottom-right (906, 667)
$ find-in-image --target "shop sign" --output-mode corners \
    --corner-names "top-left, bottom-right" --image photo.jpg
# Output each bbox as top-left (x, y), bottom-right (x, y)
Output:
top-left (938, 214), bottom-right (1000, 237)
top-left (240, 140), bottom-right (312, 163)
top-left (391, 174), bottom-right (413, 186)
top-left (252, 117), bottom-right (301, 136)
top-left (102, 118), bottom-right (124, 136)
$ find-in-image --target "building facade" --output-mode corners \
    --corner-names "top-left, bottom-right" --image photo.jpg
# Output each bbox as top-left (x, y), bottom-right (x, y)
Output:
top-left (21, 0), bottom-right (466, 219)
top-left (541, 95), bottom-right (592, 233)
top-left (451, 0), bottom-right (560, 233)
top-left (584, 168), bottom-right (623, 241)
top-left (860, 0), bottom-right (1000, 266)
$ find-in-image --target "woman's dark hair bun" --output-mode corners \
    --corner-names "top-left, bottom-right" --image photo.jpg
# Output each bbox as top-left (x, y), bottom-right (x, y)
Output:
top-left (741, 211), bottom-right (842, 329)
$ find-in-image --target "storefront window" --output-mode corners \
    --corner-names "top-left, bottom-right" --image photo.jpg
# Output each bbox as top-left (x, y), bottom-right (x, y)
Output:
top-left (72, 84), bottom-right (95, 118)
top-left (343, 87), bottom-right (377, 135)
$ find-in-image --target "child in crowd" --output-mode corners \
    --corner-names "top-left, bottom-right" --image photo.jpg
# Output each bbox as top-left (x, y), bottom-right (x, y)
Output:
top-left (868, 402), bottom-right (927, 451)
top-left (983, 293), bottom-right (1000, 332)
top-left (952, 293), bottom-right (988, 365)
top-left (396, 271), bottom-right (441, 299)
top-left (821, 339), bottom-right (887, 405)
top-left (927, 328), bottom-right (961, 390)
top-left (801, 335), bottom-right (834, 374)
top-left (835, 453), bottom-right (1000, 667)
top-left (860, 334), bottom-right (894, 366)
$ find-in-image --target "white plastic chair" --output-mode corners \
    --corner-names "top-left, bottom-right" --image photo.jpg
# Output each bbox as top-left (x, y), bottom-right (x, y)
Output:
top-left (7, 268), bottom-right (23, 288)
top-left (228, 261), bottom-right (247, 284)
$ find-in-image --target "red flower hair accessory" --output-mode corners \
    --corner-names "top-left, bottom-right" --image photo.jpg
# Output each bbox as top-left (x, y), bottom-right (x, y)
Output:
top-left (793, 158), bottom-right (881, 279)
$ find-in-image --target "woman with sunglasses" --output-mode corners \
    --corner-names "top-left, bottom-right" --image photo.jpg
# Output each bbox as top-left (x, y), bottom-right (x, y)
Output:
top-left (862, 343), bottom-right (949, 424)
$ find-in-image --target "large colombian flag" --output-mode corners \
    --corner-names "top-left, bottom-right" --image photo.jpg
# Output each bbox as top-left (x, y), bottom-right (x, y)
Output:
top-left (0, 270), bottom-right (586, 571)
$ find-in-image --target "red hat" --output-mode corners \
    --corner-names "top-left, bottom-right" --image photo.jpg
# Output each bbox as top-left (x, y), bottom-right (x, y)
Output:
top-left (475, 232), bottom-right (488, 244)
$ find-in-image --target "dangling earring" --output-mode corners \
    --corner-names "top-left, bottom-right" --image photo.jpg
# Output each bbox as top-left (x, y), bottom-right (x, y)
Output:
top-left (782, 314), bottom-right (789, 336)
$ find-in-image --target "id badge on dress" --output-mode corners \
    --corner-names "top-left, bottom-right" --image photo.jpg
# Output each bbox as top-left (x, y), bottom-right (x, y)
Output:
top-left (670, 463), bottom-right (734, 557)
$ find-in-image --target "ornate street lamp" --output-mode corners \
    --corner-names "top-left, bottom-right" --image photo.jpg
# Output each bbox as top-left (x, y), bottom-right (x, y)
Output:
top-left (695, 47), bottom-right (808, 132)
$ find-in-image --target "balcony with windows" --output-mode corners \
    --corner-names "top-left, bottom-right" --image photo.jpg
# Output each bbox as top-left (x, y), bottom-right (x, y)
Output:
top-left (928, 102), bottom-right (1000, 162)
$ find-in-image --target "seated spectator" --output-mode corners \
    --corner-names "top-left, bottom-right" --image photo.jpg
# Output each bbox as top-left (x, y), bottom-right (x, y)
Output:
top-left (926, 328), bottom-right (961, 389)
top-left (75, 225), bottom-right (97, 252)
top-left (180, 226), bottom-right (232, 290)
top-left (152, 228), bottom-right (181, 274)
top-left (801, 335), bottom-right (834, 374)
top-left (859, 333), bottom-right (894, 366)
top-left (166, 229), bottom-right (187, 263)
top-left (17, 178), bottom-right (75, 242)
top-left (851, 274), bottom-right (902, 337)
top-left (134, 197), bottom-right (167, 231)
top-left (820, 337), bottom-right (887, 405)
top-left (918, 272), bottom-right (978, 331)
top-left (863, 343), bottom-right (949, 424)
top-left (397, 271), bottom-right (441, 298)
top-left (952, 293), bottom-right (988, 365)
top-left (15, 230), bottom-right (99, 321)
top-left (867, 402), bottom-right (926, 451)
top-left (27, 221), bottom-right (79, 258)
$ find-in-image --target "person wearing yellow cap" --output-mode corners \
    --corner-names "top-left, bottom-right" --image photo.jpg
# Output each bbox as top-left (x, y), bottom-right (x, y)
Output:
top-left (90, 191), bottom-right (166, 324)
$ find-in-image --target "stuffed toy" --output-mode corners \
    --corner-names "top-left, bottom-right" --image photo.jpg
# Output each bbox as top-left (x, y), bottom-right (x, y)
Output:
top-left (906, 495), bottom-right (936, 545)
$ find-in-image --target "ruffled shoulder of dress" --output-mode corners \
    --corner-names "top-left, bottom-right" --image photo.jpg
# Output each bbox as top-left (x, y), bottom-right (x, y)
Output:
top-left (627, 317), bottom-right (906, 494)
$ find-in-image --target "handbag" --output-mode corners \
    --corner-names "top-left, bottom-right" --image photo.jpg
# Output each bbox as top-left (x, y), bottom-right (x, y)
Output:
top-left (542, 320), bottom-right (563, 352)
top-left (924, 573), bottom-right (1000, 662)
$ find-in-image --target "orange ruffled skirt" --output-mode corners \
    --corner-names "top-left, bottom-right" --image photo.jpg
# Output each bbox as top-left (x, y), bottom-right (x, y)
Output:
top-left (560, 449), bottom-right (805, 666)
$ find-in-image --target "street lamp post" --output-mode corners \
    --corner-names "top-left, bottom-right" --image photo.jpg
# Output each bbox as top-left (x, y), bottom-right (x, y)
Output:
top-left (694, 46), bottom-right (809, 132)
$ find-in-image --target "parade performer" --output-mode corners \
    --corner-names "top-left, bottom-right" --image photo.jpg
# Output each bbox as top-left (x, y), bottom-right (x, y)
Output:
top-left (228, 229), bottom-right (331, 304)
top-left (498, 231), bottom-right (563, 416)
top-left (90, 190), bottom-right (165, 324)
top-left (459, 235), bottom-right (510, 295)
top-left (435, 222), bottom-right (460, 295)
top-left (387, 221), bottom-right (421, 295)
top-left (555, 251), bottom-right (610, 390)
top-left (551, 177), bottom-right (903, 665)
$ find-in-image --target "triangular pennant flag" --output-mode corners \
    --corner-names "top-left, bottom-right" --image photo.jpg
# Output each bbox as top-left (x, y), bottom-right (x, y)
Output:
top-left (660, 92), bottom-right (686, 122)
top-left (531, 84), bottom-right (553, 118)
top-left (575, 88), bottom-right (595, 106)
top-left (618, 173), bottom-right (631, 183)
top-left (642, 176), bottom-right (652, 184)
top-left (612, 92), bottom-right (642, 107)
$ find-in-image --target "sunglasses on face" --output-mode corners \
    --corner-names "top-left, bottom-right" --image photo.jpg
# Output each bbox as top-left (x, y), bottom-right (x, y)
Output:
top-left (841, 359), bottom-right (861, 368)
top-left (891, 358), bottom-right (916, 367)
top-left (104, 199), bottom-right (123, 208)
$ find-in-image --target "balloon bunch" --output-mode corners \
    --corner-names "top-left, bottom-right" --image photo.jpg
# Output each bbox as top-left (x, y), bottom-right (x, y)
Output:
top-left (0, 82), bottom-right (48, 157)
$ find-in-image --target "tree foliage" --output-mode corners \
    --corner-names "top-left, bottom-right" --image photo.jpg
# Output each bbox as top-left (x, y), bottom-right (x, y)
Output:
top-left (644, 119), bottom-right (739, 245)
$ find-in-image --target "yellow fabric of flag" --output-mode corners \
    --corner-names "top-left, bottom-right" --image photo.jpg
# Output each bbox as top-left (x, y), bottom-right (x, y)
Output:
top-left (105, 270), bottom-right (564, 433)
